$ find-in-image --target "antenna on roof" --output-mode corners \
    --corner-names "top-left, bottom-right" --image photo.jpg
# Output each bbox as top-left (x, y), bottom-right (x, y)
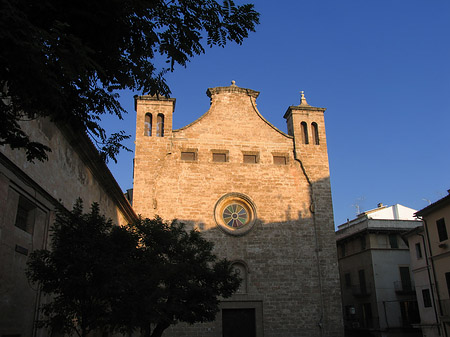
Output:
top-left (422, 198), bottom-right (431, 205)
top-left (352, 196), bottom-right (366, 215)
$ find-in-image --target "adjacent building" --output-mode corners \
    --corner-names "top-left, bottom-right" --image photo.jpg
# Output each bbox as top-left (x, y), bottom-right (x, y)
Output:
top-left (411, 191), bottom-right (450, 337)
top-left (404, 225), bottom-right (441, 337)
top-left (336, 204), bottom-right (422, 337)
top-left (0, 118), bottom-right (136, 337)
top-left (132, 82), bottom-right (343, 337)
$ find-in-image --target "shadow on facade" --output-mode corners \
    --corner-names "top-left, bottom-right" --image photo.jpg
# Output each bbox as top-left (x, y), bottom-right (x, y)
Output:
top-left (163, 176), bottom-right (342, 337)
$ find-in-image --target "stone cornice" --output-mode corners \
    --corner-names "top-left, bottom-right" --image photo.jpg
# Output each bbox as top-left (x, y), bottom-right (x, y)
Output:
top-left (134, 95), bottom-right (176, 111)
top-left (283, 105), bottom-right (326, 119)
top-left (206, 85), bottom-right (260, 99)
top-left (58, 123), bottom-right (137, 224)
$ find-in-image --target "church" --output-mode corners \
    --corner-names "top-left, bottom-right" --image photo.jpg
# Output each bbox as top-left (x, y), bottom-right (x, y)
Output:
top-left (132, 81), bottom-right (343, 337)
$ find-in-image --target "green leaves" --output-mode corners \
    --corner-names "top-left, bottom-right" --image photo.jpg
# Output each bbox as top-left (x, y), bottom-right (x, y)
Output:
top-left (1, 0), bottom-right (259, 162)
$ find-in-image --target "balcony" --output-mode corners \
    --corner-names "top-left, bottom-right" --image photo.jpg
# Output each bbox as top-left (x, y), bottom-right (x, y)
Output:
top-left (441, 299), bottom-right (450, 323)
top-left (394, 281), bottom-right (416, 295)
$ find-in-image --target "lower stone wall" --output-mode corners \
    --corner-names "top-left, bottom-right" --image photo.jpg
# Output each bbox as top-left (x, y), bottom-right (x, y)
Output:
top-left (159, 219), bottom-right (342, 337)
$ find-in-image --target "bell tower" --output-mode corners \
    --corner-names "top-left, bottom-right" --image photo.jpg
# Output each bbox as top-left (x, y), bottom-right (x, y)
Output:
top-left (283, 91), bottom-right (329, 184)
top-left (134, 95), bottom-right (175, 140)
top-left (133, 95), bottom-right (176, 212)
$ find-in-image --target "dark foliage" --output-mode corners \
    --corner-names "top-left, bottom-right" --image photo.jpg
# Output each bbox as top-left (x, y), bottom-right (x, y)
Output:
top-left (27, 201), bottom-right (240, 337)
top-left (0, 0), bottom-right (259, 162)
top-left (115, 218), bottom-right (241, 337)
top-left (26, 200), bottom-right (136, 337)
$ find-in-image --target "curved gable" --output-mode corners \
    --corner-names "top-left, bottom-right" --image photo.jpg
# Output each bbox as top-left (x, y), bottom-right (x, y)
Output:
top-left (174, 83), bottom-right (291, 143)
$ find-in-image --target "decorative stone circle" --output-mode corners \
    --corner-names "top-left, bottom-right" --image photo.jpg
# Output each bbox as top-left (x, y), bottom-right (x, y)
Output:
top-left (214, 193), bottom-right (257, 236)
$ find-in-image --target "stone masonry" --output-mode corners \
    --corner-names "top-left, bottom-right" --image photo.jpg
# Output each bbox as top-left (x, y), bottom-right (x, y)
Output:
top-left (132, 82), bottom-right (343, 337)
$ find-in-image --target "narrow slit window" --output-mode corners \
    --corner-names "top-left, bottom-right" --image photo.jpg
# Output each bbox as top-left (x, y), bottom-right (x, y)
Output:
top-left (231, 262), bottom-right (248, 294)
top-left (445, 272), bottom-right (450, 297)
top-left (301, 122), bottom-right (309, 144)
top-left (273, 155), bottom-right (287, 165)
top-left (422, 289), bottom-right (432, 307)
top-left (358, 269), bottom-right (367, 294)
top-left (437, 218), bottom-right (448, 242)
top-left (399, 266), bottom-right (412, 291)
top-left (213, 153), bottom-right (227, 162)
top-left (360, 236), bottom-right (366, 250)
top-left (415, 243), bottom-right (422, 259)
top-left (341, 243), bottom-right (346, 257)
top-left (344, 273), bottom-right (351, 287)
top-left (312, 122), bottom-right (320, 145)
top-left (156, 114), bottom-right (164, 137)
top-left (181, 151), bottom-right (196, 161)
top-left (243, 154), bottom-right (258, 164)
top-left (144, 113), bottom-right (152, 136)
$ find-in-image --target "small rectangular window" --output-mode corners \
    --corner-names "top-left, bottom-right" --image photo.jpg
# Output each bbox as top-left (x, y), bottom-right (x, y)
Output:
top-left (437, 218), bottom-right (448, 242)
top-left (181, 151), bottom-right (196, 161)
top-left (213, 153), bottom-right (227, 162)
top-left (15, 196), bottom-right (35, 234)
top-left (422, 289), bottom-right (432, 308)
top-left (273, 155), bottom-right (287, 165)
top-left (415, 243), bottom-right (423, 259)
top-left (389, 234), bottom-right (398, 248)
top-left (243, 154), bottom-right (258, 164)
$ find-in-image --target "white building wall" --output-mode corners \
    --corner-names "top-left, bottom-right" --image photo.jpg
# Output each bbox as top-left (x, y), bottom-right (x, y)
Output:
top-left (372, 249), bottom-right (414, 329)
top-left (369, 205), bottom-right (418, 221)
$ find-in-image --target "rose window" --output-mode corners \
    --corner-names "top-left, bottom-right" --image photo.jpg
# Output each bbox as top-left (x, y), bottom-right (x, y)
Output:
top-left (214, 193), bottom-right (257, 236)
top-left (222, 204), bottom-right (249, 228)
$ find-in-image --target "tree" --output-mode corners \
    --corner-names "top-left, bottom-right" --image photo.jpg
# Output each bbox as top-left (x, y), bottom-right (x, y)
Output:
top-left (113, 218), bottom-right (241, 337)
top-left (0, 0), bottom-right (259, 162)
top-left (26, 199), bottom-right (135, 337)
top-left (27, 202), bottom-right (240, 337)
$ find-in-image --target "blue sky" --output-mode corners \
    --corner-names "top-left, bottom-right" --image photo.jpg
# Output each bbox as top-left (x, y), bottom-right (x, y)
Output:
top-left (103, 0), bottom-right (450, 228)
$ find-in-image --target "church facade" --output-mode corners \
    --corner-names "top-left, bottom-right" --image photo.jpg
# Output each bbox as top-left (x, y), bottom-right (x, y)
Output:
top-left (132, 82), bottom-right (343, 337)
